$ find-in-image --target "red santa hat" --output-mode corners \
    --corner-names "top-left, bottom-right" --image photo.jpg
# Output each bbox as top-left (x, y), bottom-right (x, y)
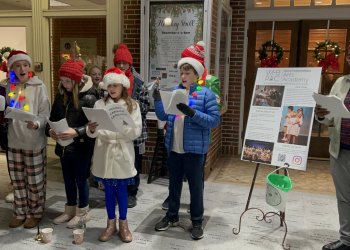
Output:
top-left (102, 67), bottom-right (130, 90)
top-left (178, 41), bottom-right (205, 77)
top-left (7, 50), bottom-right (32, 70)
top-left (59, 60), bottom-right (84, 83)
top-left (113, 43), bottom-right (133, 66)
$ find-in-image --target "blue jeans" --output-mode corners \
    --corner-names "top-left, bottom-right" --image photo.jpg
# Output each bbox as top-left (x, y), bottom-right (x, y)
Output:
top-left (166, 151), bottom-right (204, 224)
top-left (60, 155), bottom-right (90, 208)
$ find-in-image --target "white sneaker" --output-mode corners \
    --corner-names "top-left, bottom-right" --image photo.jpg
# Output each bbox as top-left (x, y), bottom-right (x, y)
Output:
top-left (5, 193), bottom-right (14, 203)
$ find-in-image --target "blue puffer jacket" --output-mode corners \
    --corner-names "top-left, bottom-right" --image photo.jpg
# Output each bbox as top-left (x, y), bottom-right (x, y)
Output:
top-left (154, 83), bottom-right (220, 154)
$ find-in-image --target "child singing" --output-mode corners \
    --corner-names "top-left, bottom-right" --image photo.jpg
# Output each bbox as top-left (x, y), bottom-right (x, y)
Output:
top-left (87, 67), bottom-right (142, 243)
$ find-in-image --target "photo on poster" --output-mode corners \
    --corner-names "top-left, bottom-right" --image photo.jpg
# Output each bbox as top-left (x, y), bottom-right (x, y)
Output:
top-left (277, 106), bottom-right (314, 146)
top-left (242, 139), bottom-right (274, 164)
top-left (252, 85), bottom-right (285, 107)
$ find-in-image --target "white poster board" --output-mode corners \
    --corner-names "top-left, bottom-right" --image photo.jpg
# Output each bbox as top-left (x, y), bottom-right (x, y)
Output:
top-left (147, 1), bottom-right (204, 108)
top-left (241, 67), bottom-right (322, 171)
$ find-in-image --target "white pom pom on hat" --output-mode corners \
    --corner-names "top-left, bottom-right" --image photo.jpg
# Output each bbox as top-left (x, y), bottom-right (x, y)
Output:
top-left (102, 67), bottom-right (130, 89)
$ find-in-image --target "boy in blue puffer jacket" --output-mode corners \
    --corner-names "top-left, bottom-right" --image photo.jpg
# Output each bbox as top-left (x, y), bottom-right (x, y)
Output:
top-left (153, 47), bottom-right (220, 240)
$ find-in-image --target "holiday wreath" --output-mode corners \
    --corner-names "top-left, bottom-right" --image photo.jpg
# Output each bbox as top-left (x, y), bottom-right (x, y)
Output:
top-left (258, 40), bottom-right (284, 68)
top-left (313, 40), bottom-right (341, 73)
top-left (0, 46), bottom-right (13, 74)
top-left (0, 46), bottom-right (13, 63)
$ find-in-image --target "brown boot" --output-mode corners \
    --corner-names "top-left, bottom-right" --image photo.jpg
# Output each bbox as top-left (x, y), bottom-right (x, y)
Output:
top-left (118, 219), bottom-right (132, 243)
top-left (98, 218), bottom-right (117, 242)
top-left (9, 217), bottom-right (25, 228)
top-left (24, 217), bottom-right (41, 229)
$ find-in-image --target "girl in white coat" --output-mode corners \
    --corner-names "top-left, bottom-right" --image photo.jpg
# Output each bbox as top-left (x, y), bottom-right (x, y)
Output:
top-left (87, 67), bottom-right (142, 243)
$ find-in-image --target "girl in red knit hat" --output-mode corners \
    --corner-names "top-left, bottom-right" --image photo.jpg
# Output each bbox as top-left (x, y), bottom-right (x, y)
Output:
top-left (5, 50), bottom-right (50, 229)
top-left (46, 59), bottom-right (99, 228)
top-left (113, 43), bottom-right (150, 208)
top-left (87, 67), bottom-right (142, 243)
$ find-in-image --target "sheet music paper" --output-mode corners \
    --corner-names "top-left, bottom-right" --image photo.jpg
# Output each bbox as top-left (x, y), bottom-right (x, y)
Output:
top-left (312, 92), bottom-right (350, 118)
top-left (47, 118), bottom-right (74, 147)
top-left (5, 107), bottom-right (37, 122)
top-left (83, 103), bottom-right (135, 132)
top-left (160, 89), bottom-right (188, 115)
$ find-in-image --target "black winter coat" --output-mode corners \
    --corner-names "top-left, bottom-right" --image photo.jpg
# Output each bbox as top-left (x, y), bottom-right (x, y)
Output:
top-left (46, 85), bottom-right (98, 158)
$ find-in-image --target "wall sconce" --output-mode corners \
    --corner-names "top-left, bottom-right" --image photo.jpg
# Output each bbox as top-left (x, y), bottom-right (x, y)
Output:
top-left (164, 17), bottom-right (172, 26)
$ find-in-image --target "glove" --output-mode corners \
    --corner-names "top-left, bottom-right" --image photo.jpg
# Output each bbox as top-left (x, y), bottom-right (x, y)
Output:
top-left (153, 88), bottom-right (161, 102)
top-left (176, 103), bottom-right (195, 117)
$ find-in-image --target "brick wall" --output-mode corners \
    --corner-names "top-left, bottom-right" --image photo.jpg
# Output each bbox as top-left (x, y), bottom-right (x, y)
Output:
top-left (122, 0), bottom-right (142, 72)
top-left (220, 0), bottom-right (245, 155)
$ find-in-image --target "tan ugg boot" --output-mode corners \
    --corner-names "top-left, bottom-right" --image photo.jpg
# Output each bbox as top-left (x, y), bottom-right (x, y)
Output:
top-left (53, 205), bottom-right (76, 225)
top-left (118, 219), bottom-right (132, 243)
top-left (67, 205), bottom-right (90, 229)
top-left (98, 218), bottom-right (117, 242)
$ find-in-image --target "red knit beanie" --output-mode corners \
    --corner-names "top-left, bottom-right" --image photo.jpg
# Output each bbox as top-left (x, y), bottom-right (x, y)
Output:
top-left (113, 44), bottom-right (133, 66)
top-left (180, 41), bottom-right (205, 66)
top-left (178, 41), bottom-right (206, 83)
top-left (7, 50), bottom-right (32, 70)
top-left (59, 60), bottom-right (84, 83)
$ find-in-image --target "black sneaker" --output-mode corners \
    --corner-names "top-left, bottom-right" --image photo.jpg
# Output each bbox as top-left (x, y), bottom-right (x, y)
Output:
top-left (155, 216), bottom-right (179, 231)
top-left (191, 223), bottom-right (204, 240)
top-left (128, 195), bottom-right (137, 208)
top-left (161, 197), bottom-right (169, 210)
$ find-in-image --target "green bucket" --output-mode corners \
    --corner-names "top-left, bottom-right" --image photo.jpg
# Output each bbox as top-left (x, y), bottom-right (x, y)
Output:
top-left (266, 170), bottom-right (293, 211)
top-left (266, 173), bottom-right (293, 193)
top-left (266, 173), bottom-right (293, 192)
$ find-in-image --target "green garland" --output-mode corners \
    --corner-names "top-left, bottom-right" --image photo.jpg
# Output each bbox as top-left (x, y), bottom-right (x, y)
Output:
top-left (313, 40), bottom-right (341, 62)
top-left (258, 40), bottom-right (284, 64)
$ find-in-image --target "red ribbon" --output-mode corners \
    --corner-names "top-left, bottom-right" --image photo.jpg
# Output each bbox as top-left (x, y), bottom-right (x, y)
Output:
top-left (318, 53), bottom-right (339, 73)
top-left (260, 56), bottom-right (279, 68)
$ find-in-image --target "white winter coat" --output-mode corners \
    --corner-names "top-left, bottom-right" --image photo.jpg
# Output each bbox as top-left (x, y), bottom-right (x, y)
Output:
top-left (87, 98), bottom-right (142, 179)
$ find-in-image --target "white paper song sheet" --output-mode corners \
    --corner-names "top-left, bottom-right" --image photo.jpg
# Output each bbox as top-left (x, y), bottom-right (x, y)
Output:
top-left (83, 103), bottom-right (135, 133)
top-left (105, 103), bottom-right (136, 128)
top-left (160, 89), bottom-right (188, 115)
top-left (47, 118), bottom-right (74, 147)
top-left (5, 107), bottom-right (37, 122)
top-left (312, 92), bottom-right (350, 118)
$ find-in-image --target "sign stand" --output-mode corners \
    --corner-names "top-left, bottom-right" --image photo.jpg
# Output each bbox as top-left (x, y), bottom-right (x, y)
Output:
top-left (232, 163), bottom-right (290, 250)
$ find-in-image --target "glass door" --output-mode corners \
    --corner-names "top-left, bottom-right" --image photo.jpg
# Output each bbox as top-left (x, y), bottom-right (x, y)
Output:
top-left (299, 20), bottom-right (350, 158)
top-left (244, 21), bottom-right (300, 137)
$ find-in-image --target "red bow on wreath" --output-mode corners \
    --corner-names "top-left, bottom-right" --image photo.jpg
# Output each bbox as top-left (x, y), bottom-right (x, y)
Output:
top-left (318, 53), bottom-right (339, 73)
top-left (260, 56), bottom-right (279, 68)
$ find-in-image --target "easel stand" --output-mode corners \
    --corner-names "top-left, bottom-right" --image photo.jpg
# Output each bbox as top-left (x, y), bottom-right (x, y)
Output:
top-left (232, 163), bottom-right (290, 250)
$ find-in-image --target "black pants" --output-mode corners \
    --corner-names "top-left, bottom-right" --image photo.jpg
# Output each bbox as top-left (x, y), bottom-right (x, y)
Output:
top-left (127, 146), bottom-right (142, 196)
